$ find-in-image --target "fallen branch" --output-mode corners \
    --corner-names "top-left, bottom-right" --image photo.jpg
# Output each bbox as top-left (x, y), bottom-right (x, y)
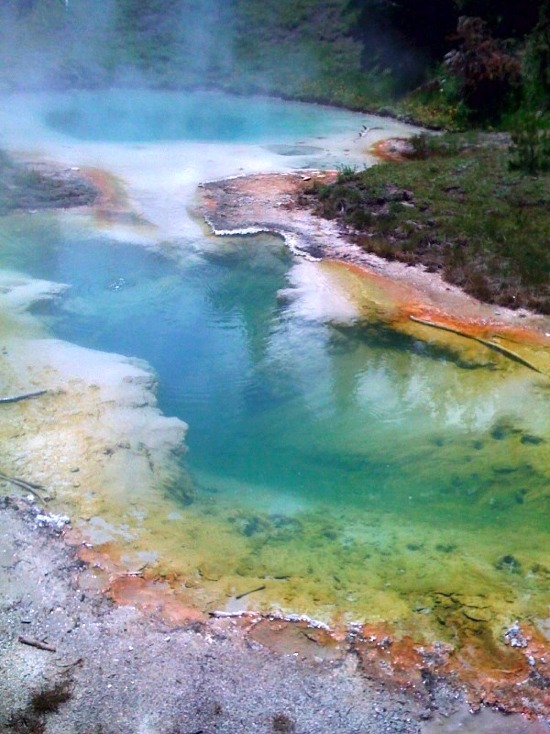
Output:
top-left (209, 610), bottom-right (260, 619)
top-left (0, 389), bottom-right (48, 404)
top-left (18, 636), bottom-right (56, 652)
top-left (55, 657), bottom-right (83, 668)
top-left (235, 584), bottom-right (266, 600)
top-left (409, 316), bottom-right (546, 376)
top-left (0, 471), bottom-right (47, 503)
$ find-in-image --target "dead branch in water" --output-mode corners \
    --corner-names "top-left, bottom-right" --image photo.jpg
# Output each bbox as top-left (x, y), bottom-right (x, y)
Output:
top-left (18, 636), bottom-right (56, 652)
top-left (0, 471), bottom-right (47, 503)
top-left (409, 316), bottom-right (546, 376)
top-left (0, 389), bottom-right (48, 404)
top-left (235, 584), bottom-right (266, 600)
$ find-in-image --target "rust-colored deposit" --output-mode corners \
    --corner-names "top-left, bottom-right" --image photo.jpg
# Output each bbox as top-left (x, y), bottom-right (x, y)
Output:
top-left (77, 542), bottom-right (207, 626)
top-left (350, 622), bottom-right (550, 716)
top-left (370, 137), bottom-right (416, 163)
top-left (81, 166), bottom-right (154, 230)
top-left (72, 538), bottom-right (550, 717)
top-left (327, 260), bottom-right (550, 376)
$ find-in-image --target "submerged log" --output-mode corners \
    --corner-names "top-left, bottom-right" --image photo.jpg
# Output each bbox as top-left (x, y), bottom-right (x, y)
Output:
top-left (409, 316), bottom-right (547, 376)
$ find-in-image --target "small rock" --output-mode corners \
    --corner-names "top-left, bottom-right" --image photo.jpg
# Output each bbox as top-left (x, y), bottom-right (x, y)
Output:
top-left (504, 621), bottom-right (528, 647)
top-left (35, 513), bottom-right (70, 532)
top-left (495, 554), bottom-right (522, 574)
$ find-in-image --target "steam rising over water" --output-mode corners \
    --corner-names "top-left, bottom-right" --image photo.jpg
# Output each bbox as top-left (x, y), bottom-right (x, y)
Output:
top-left (44, 89), bottom-right (375, 143)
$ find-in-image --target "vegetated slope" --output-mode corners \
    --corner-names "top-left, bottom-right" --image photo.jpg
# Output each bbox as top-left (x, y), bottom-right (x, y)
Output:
top-left (0, 0), bottom-right (548, 127)
top-left (305, 138), bottom-right (550, 313)
top-left (228, 0), bottom-right (389, 106)
top-left (0, 0), bottom-right (391, 108)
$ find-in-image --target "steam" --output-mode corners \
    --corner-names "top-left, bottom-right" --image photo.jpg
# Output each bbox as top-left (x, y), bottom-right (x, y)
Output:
top-left (0, 0), bottom-right (235, 90)
top-left (0, 0), bottom-right (118, 89)
top-left (0, 0), bottom-right (424, 98)
top-left (0, 0), bottom-right (327, 93)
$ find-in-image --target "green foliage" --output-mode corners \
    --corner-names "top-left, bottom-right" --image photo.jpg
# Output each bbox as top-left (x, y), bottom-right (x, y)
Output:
top-left (347, 0), bottom-right (459, 85)
top-left (399, 4), bottom-right (550, 130)
top-left (0, 0), bottom-right (548, 126)
top-left (443, 16), bottom-right (522, 124)
top-left (522, 2), bottom-right (550, 112)
top-left (0, 0), bottom-right (395, 108)
top-left (336, 164), bottom-right (359, 182)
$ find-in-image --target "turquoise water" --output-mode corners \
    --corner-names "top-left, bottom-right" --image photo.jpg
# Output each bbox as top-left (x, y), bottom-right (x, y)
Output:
top-left (1, 215), bottom-right (549, 529)
top-left (0, 86), bottom-right (548, 635)
top-left (2, 212), bottom-right (550, 626)
top-left (43, 89), bottom-right (371, 143)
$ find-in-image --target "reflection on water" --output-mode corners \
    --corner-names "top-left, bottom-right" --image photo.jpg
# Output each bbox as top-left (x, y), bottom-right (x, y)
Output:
top-left (0, 212), bottom-right (549, 630)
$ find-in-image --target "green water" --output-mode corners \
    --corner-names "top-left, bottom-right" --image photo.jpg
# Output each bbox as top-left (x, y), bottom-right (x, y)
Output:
top-left (1, 212), bottom-right (549, 625)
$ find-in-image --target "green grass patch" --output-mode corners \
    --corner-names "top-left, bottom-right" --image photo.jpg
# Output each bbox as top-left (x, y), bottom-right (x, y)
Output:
top-left (306, 136), bottom-right (550, 313)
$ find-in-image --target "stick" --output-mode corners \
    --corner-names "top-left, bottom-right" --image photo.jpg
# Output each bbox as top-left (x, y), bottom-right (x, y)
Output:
top-left (235, 584), bottom-right (266, 600)
top-left (0, 471), bottom-right (47, 503)
top-left (18, 636), bottom-right (56, 652)
top-left (409, 316), bottom-right (546, 376)
top-left (55, 658), bottom-right (83, 668)
top-left (0, 390), bottom-right (48, 404)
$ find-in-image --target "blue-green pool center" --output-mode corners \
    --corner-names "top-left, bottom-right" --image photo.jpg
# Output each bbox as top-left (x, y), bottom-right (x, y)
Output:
top-left (1, 210), bottom-right (549, 628)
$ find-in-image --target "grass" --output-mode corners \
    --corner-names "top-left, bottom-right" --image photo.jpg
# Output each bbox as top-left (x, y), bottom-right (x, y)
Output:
top-left (0, 0), bottom-right (402, 113)
top-left (7, 679), bottom-right (72, 734)
top-left (305, 135), bottom-right (550, 313)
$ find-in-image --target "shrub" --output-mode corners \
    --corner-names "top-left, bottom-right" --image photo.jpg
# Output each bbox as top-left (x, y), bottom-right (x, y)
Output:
top-left (443, 16), bottom-right (522, 124)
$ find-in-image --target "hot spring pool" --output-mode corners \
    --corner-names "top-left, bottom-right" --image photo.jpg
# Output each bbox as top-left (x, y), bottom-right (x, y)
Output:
top-left (42, 88), bottom-right (383, 143)
top-left (1, 210), bottom-right (549, 631)
top-left (0, 87), bottom-right (548, 646)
